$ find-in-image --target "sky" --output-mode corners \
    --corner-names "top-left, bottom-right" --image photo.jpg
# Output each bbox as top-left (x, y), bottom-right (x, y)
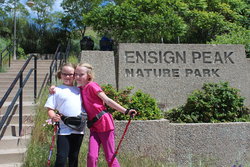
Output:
top-left (18, 0), bottom-right (64, 19)
top-left (52, 0), bottom-right (63, 12)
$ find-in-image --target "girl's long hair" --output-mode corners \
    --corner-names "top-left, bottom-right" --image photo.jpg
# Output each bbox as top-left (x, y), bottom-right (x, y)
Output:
top-left (77, 63), bottom-right (95, 81)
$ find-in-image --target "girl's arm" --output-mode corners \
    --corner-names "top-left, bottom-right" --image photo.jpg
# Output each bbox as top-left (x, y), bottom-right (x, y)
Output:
top-left (97, 91), bottom-right (137, 116)
top-left (49, 85), bottom-right (56, 94)
top-left (47, 108), bottom-right (61, 122)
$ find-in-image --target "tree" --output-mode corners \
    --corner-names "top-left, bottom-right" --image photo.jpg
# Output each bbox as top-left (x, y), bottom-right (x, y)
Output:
top-left (61, 0), bottom-right (102, 38)
top-left (29, 0), bottom-right (55, 31)
top-left (183, 10), bottom-right (230, 43)
top-left (84, 0), bottom-right (188, 43)
top-left (84, 0), bottom-right (249, 44)
top-left (209, 27), bottom-right (250, 57)
top-left (27, 0), bottom-right (58, 53)
top-left (175, 0), bottom-right (249, 43)
top-left (0, 0), bottom-right (30, 40)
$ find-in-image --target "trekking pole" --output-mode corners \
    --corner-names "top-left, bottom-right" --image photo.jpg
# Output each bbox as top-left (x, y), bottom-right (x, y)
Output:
top-left (109, 113), bottom-right (134, 167)
top-left (47, 122), bottom-right (58, 167)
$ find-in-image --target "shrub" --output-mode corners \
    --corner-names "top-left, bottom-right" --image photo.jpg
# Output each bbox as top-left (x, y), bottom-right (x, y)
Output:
top-left (67, 55), bottom-right (79, 64)
top-left (17, 47), bottom-right (27, 60)
top-left (101, 84), bottom-right (163, 120)
top-left (209, 28), bottom-right (250, 57)
top-left (128, 90), bottom-right (163, 120)
top-left (0, 37), bottom-right (9, 50)
top-left (165, 82), bottom-right (250, 123)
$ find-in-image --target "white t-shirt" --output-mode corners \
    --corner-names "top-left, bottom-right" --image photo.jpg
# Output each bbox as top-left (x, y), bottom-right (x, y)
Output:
top-left (44, 85), bottom-right (86, 135)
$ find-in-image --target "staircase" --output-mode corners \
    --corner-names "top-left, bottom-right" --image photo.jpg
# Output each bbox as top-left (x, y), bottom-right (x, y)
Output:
top-left (0, 59), bottom-right (52, 167)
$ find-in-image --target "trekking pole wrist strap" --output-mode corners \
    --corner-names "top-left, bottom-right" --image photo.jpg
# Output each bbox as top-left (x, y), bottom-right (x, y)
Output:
top-left (125, 109), bottom-right (130, 115)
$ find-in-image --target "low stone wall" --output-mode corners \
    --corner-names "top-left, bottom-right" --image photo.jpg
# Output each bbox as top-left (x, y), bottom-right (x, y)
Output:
top-left (111, 120), bottom-right (250, 166)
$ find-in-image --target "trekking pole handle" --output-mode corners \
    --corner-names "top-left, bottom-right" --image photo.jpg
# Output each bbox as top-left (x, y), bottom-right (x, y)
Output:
top-left (130, 111), bottom-right (136, 119)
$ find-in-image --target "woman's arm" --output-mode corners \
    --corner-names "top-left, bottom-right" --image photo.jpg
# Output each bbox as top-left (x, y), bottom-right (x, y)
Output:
top-left (97, 91), bottom-right (137, 116)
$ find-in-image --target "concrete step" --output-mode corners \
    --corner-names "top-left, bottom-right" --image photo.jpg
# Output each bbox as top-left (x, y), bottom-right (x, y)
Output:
top-left (0, 60), bottom-right (54, 167)
top-left (1, 123), bottom-right (34, 136)
top-left (0, 90), bottom-right (45, 102)
top-left (0, 84), bottom-right (45, 90)
top-left (8, 64), bottom-right (51, 68)
top-left (0, 104), bottom-right (36, 115)
top-left (3, 76), bottom-right (49, 82)
top-left (2, 60), bottom-right (52, 74)
top-left (0, 89), bottom-right (34, 95)
top-left (0, 114), bottom-right (34, 124)
top-left (4, 72), bottom-right (50, 78)
top-left (0, 87), bottom-right (48, 97)
top-left (7, 66), bottom-right (51, 71)
top-left (7, 69), bottom-right (50, 73)
top-left (0, 135), bottom-right (31, 149)
top-left (0, 73), bottom-right (49, 78)
top-left (0, 148), bottom-right (27, 164)
top-left (0, 93), bottom-right (38, 102)
top-left (9, 63), bottom-right (52, 67)
top-left (0, 77), bottom-right (48, 83)
top-left (0, 81), bottom-right (46, 88)
top-left (0, 89), bottom-right (47, 104)
top-left (0, 59), bottom-right (52, 166)
top-left (1, 94), bottom-right (37, 102)
top-left (0, 78), bottom-right (46, 83)
top-left (0, 91), bottom-right (45, 102)
top-left (0, 72), bottom-right (48, 77)
top-left (1, 68), bottom-right (49, 73)
top-left (0, 163), bottom-right (23, 167)
top-left (10, 60), bottom-right (52, 66)
top-left (11, 59), bottom-right (52, 63)
top-left (0, 90), bottom-right (37, 101)
top-left (0, 75), bottom-right (50, 82)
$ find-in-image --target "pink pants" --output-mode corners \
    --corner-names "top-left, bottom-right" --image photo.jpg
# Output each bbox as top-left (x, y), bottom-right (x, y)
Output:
top-left (87, 130), bottom-right (120, 167)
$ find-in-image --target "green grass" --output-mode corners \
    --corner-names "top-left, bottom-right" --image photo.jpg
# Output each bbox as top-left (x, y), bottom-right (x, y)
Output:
top-left (0, 50), bottom-right (11, 72)
top-left (0, 65), bottom-right (7, 72)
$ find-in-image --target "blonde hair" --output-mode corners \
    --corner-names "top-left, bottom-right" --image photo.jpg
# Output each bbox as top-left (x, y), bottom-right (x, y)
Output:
top-left (57, 63), bottom-right (76, 79)
top-left (77, 63), bottom-right (95, 81)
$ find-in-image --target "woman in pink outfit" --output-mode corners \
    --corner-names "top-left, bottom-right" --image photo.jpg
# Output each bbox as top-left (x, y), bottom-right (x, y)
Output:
top-left (75, 63), bottom-right (137, 167)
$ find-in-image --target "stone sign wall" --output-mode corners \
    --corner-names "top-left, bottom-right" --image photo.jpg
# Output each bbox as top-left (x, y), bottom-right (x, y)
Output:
top-left (118, 43), bottom-right (250, 109)
top-left (80, 51), bottom-right (116, 87)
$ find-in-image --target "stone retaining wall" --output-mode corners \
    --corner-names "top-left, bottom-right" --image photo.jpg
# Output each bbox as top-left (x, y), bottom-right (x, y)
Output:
top-left (112, 120), bottom-right (250, 166)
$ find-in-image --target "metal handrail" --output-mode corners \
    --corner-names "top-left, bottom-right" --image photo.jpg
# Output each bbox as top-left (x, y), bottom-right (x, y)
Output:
top-left (37, 73), bottom-right (48, 100)
top-left (0, 43), bottom-right (13, 69)
top-left (0, 54), bottom-right (37, 136)
top-left (49, 41), bottom-right (71, 85)
top-left (0, 41), bottom-right (71, 137)
top-left (49, 44), bottom-right (61, 84)
top-left (65, 40), bottom-right (71, 62)
top-left (58, 40), bottom-right (71, 69)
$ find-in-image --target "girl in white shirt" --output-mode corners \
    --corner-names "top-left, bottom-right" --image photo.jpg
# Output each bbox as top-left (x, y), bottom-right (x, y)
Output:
top-left (45, 63), bottom-right (86, 167)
